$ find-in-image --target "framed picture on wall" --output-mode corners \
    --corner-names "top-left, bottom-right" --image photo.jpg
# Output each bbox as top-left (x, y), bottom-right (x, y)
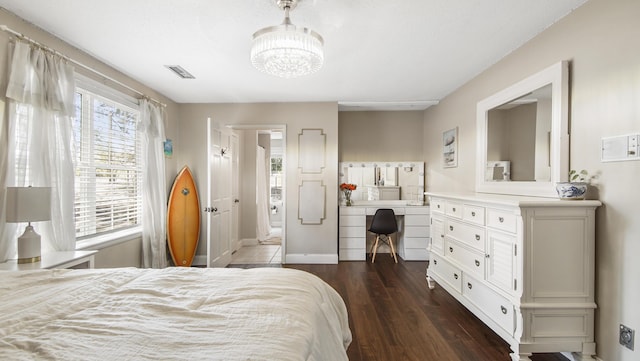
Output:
top-left (164, 139), bottom-right (173, 158)
top-left (443, 127), bottom-right (458, 168)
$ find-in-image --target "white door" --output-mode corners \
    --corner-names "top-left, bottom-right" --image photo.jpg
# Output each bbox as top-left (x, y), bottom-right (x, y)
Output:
top-left (207, 119), bottom-right (233, 267)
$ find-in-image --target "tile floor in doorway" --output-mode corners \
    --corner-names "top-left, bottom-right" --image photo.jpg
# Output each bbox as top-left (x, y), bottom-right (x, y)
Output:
top-left (229, 228), bottom-right (282, 265)
top-left (230, 244), bottom-right (281, 265)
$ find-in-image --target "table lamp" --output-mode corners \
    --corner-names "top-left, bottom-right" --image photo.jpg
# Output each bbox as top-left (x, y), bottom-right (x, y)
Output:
top-left (5, 186), bottom-right (51, 264)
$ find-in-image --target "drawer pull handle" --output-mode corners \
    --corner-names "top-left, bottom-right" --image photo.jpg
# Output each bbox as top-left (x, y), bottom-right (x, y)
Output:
top-left (471, 211), bottom-right (476, 217)
top-left (433, 259), bottom-right (438, 265)
top-left (437, 204), bottom-right (441, 209)
top-left (475, 234), bottom-right (480, 241)
top-left (499, 217), bottom-right (504, 223)
top-left (449, 247), bottom-right (454, 253)
top-left (452, 207), bottom-right (456, 212)
top-left (454, 273), bottom-right (459, 280)
top-left (449, 225), bottom-right (454, 231)
top-left (501, 306), bottom-right (507, 314)
top-left (475, 260), bottom-right (480, 267)
top-left (467, 282), bottom-right (473, 289)
top-left (485, 254), bottom-right (490, 258)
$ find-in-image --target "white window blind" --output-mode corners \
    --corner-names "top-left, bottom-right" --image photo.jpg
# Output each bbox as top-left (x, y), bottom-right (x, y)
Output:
top-left (73, 88), bottom-right (143, 238)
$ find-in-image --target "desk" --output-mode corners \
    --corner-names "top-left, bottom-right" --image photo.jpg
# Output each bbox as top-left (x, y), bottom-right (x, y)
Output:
top-left (0, 250), bottom-right (98, 270)
top-left (339, 201), bottom-right (430, 261)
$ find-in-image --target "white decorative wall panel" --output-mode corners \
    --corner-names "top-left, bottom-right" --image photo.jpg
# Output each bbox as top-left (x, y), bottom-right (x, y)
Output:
top-left (298, 180), bottom-right (325, 224)
top-left (298, 129), bottom-right (325, 174)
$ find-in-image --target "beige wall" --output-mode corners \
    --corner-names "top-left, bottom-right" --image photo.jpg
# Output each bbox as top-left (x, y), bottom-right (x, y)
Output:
top-left (423, 1), bottom-right (640, 360)
top-left (339, 110), bottom-right (424, 161)
top-left (177, 103), bottom-right (339, 262)
top-left (0, 9), bottom-right (180, 268)
top-left (94, 238), bottom-right (142, 268)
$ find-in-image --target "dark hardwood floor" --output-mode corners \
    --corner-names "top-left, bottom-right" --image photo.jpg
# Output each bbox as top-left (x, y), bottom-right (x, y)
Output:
top-left (263, 257), bottom-right (568, 361)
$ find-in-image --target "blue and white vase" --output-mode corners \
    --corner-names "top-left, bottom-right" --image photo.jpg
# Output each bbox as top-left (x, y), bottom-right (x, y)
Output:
top-left (555, 182), bottom-right (588, 200)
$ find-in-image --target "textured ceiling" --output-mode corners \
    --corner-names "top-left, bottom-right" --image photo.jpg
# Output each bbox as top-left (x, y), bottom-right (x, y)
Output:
top-left (0, 0), bottom-right (587, 108)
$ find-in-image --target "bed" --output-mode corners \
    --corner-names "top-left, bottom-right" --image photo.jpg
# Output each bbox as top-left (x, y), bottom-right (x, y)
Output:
top-left (0, 267), bottom-right (352, 360)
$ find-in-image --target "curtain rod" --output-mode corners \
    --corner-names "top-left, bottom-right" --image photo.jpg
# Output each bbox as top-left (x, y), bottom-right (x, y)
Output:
top-left (0, 24), bottom-right (166, 108)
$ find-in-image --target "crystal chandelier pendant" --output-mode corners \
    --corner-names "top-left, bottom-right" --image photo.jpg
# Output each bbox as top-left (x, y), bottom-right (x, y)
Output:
top-left (251, 0), bottom-right (324, 78)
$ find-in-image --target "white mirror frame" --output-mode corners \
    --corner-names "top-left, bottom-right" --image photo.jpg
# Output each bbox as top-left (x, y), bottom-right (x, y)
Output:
top-left (476, 61), bottom-right (569, 198)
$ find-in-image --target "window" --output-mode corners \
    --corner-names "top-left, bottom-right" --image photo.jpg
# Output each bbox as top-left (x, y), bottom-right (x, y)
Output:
top-left (73, 88), bottom-right (143, 238)
top-left (270, 156), bottom-right (283, 201)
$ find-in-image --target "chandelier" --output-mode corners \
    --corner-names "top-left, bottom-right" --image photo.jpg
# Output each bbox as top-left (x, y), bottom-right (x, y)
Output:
top-left (251, 0), bottom-right (324, 78)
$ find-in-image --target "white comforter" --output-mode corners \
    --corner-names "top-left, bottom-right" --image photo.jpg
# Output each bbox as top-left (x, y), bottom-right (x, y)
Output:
top-left (0, 267), bottom-right (352, 360)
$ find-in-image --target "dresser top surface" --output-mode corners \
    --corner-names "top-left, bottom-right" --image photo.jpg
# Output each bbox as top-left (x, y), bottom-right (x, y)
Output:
top-left (425, 192), bottom-right (602, 208)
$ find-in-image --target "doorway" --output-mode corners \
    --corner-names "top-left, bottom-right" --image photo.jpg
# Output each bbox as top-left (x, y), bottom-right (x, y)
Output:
top-left (228, 125), bottom-right (286, 265)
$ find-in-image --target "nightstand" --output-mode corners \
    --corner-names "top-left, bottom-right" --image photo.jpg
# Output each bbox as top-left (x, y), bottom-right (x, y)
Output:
top-left (0, 250), bottom-right (98, 270)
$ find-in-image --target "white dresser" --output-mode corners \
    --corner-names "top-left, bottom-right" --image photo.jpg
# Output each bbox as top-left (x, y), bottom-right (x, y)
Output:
top-left (426, 192), bottom-right (600, 361)
top-left (339, 202), bottom-right (430, 261)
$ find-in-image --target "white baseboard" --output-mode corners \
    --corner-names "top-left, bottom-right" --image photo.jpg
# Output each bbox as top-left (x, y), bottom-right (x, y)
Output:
top-left (562, 352), bottom-right (604, 361)
top-left (285, 253), bottom-right (338, 264)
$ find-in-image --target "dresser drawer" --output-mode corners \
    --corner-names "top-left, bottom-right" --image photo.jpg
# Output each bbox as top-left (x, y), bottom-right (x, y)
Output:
top-left (405, 207), bottom-right (430, 215)
top-left (430, 253), bottom-right (462, 293)
top-left (339, 226), bottom-right (365, 238)
top-left (462, 205), bottom-right (485, 225)
top-left (462, 274), bottom-right (515, 336)
top-left (405, 214), bottom-right (429, 226)
top-left (446, 219), bottom-right (485, 252)
top-left (340, 206), bottom-right (366, 216)
top-left (339, 237), bottom-right (365, 249)
top-left (403, 236), bottom-right (427, 249)
top-left (339, 248), bottom-right (365, 261)
top-left (486, 208), bottom-right (517, 233)
top-left (339, 215), bottom-right (366, 227)
top-left (365, 207), bottom-right (405, 216)
top-left (445, 239), bottom-right (485, 280)
top-left (445, 201), bottom-right (463, 219)
top-left (404, 225), bottom-right (429, 238)
top-left (430, 198), bottom-right (445, 213)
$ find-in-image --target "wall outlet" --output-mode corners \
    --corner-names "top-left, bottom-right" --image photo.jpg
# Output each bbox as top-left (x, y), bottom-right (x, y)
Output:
top-left (620, 324), bottom-right (635, 351)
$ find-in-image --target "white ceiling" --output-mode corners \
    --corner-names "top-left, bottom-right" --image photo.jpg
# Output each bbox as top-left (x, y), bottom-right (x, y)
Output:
top-left (0, 0), bottom-right (587, 109)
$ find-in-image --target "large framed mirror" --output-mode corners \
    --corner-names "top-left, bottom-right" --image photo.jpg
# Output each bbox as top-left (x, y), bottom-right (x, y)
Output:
top-left (476, 61), bottom-right (569, 198)
top-left (339, 161), bottom-right (425, 204)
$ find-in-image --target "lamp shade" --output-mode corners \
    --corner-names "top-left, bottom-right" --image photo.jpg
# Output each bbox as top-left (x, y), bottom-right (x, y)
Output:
top-left (251, 23), bottom-right (324, 78)
top-left (250, 0), bottom-right (324, 79)
top-left (5, 187), bottom-right (51, 223)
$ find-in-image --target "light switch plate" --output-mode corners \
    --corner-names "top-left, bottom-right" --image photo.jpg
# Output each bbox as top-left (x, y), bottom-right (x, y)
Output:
top-left (602, 133), bottom-right (640, 162)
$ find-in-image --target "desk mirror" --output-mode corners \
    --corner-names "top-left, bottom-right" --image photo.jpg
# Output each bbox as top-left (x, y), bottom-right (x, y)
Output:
top-left (339, 161), bottom-right (425, 203)
top-left (476, 61), bottom-right (569, 198)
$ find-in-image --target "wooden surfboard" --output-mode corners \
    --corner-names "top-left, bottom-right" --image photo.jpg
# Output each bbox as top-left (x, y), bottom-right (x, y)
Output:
top-left (167, 166), bottom-right (201, 267)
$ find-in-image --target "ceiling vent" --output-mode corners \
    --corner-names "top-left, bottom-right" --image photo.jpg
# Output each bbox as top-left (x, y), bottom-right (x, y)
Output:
top-left (165, 65), bottom-right (195, 79)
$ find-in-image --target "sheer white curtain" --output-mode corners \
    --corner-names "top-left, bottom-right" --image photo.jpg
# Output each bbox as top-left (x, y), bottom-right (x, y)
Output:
top-left (1, 41), bottom-right (76, 261)
top-left (0, 99), bottom-right (9, 261)
top-left (256, 146), bottom-right (272, 242)
top-left (139, 99), bottom-right (167, 268)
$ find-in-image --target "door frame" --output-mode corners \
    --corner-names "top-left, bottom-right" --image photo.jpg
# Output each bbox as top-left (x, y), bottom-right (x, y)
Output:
top-left (226, 123), bottom-right (287, 264)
